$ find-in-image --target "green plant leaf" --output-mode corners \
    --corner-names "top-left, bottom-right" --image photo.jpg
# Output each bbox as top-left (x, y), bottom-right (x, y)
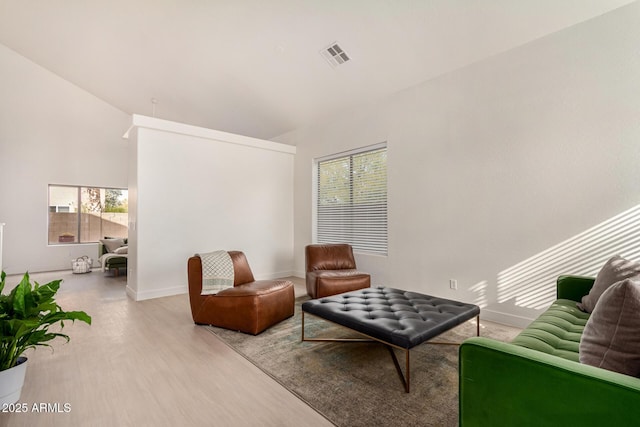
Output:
top-left (33, 280), bottom-right (60, 304)
top-left (0, 272), bottom-right (91, 371)
top-left (11, 274), bottom-right (30, 317)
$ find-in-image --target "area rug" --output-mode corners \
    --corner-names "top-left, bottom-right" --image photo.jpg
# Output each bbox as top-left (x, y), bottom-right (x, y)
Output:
top-left (205, 296), bottom-right (520, 427)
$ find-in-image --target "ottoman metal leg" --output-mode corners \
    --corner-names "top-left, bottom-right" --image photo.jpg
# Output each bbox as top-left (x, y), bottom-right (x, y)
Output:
top-left (302, 311), bottom-right (412, 392)
top-left (386, 345), bottom-right (411, 393)
top-left (302, 312), bottom-right (480, 393)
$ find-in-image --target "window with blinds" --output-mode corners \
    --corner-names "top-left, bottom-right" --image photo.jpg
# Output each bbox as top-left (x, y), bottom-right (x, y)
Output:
top-left (316, 144), bottom-right (387, 255)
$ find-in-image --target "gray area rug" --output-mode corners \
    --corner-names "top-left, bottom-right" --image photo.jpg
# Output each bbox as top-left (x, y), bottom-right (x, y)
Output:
top-left (206, 296), bottom-right (520, 427)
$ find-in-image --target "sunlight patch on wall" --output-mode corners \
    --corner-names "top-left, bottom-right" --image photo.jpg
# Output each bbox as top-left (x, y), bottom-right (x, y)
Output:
top-left (470, 280), bottom-right (489, 308)
top-left (497, 203), bottom-right (640, 310)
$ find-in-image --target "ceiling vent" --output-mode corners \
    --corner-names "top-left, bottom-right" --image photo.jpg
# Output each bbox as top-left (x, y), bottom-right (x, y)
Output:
top-left (320, 42), bottom-right (351, 67)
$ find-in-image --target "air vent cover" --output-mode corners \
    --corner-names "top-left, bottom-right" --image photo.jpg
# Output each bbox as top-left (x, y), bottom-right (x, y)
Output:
top-left (320, 42), bottom-right (351, 67)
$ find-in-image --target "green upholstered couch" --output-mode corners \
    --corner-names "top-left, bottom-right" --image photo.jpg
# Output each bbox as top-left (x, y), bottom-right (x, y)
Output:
top-left (459, 275), bottom-right (640, 426)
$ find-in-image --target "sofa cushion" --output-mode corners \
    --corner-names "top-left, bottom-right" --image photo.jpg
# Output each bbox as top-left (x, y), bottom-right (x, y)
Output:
top-left (578, 255), bottom-right (640, 313)
top-left (579, 278), bottom-right (640, 377)
top-left (113, 246), bottom-right (128, 254)
top-left (308, 269), bottom-right (369, 280)
top-left (100, 238), bottom-right (126, 253)
top-left (305, 269), bottom-right (371, 299)
top-left (305, 244), bottom-right (357, 271)
top-left (511, 299), bottom-right (589, 362)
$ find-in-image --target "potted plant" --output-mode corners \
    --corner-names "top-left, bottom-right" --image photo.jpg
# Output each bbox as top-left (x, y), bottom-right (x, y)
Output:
top-left (0, 271), bottom-right (91, 404)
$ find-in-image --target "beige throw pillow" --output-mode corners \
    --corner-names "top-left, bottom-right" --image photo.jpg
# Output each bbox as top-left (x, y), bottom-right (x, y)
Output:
top-left (100, 238), bottom-right (125, 253)
top-left (577, 255), bottom-right (640, 313)
top-left (579, 278), bottom-right (640, 377)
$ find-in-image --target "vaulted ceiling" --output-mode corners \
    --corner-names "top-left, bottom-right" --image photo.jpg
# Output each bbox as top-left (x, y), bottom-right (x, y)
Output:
top-left (0, 0), bottom-right (635, 140)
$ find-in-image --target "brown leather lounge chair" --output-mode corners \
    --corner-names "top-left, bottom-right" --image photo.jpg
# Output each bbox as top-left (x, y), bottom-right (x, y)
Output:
top-left (305, 243), bottom-right (371, 299)
top-left (188, 251), bottom-right (294, 335)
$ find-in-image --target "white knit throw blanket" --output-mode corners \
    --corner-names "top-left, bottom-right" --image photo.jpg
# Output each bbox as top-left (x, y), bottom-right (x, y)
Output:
top-left (197, 250), bottom-right (235, 295)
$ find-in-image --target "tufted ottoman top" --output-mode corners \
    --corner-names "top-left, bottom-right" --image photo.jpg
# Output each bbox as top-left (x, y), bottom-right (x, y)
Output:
top-left (302, 286), bottom-right (480, 349)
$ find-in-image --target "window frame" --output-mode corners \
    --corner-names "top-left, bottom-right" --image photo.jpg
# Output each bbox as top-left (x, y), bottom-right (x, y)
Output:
top-left (313, 142), bottom-right (388, 256)
top-left (47, 184), bottom-right (128, 245)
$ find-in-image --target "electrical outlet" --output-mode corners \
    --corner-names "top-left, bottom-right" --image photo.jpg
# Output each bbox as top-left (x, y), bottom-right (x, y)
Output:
top-left (449, 279), bottom-right (458, 290)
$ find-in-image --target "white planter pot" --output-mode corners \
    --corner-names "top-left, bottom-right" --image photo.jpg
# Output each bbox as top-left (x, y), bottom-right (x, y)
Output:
top-left (0, 357), bottom-right (27, 405)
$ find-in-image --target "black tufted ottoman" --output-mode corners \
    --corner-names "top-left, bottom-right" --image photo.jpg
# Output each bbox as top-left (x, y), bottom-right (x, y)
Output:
top-left (301, 286), bottom-right (480, 392)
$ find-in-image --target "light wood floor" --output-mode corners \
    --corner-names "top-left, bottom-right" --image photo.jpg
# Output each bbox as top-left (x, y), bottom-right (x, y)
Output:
top-left (1, 270), bottom-right (333, 427)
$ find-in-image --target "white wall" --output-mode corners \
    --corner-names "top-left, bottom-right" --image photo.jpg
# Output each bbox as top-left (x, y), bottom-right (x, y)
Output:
top-left (126, 116), bottom-right (295, 301)
top-left (275, 3), bottom-right (640, 327)
top-left (0, 43), bottom-right (130, 274)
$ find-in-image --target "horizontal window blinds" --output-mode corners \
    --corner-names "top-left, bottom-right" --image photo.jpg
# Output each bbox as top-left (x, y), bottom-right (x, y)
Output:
top-left (317, 146), bottom-right (387, 255)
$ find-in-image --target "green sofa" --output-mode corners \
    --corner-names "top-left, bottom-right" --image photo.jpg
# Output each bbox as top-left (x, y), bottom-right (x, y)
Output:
top-left (459, 275), bottom-right (640, 426)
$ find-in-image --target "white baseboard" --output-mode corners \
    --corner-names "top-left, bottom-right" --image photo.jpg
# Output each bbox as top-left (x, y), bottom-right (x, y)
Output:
top-left (480, 309), bottom-right (534, 329)
top-left (258, 270), bottom-right (296, 280)
top-left (126, 284), bottom-right (187, 301)
top-left (125, 271), bottom-right (299, 301)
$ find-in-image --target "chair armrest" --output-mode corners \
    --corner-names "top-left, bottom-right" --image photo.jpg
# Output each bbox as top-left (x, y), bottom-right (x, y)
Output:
top-left (459, 337), bottom-right (640, 427)
top-left (556, 275), bottom-right (595, 302)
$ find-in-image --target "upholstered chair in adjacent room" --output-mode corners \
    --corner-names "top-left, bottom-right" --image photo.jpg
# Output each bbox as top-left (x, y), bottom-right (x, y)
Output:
top-left (98, 237), bottom-right (128, 276)
top-left (188, 251), bottom-right (294, 335)
top-left (305, 243), bottom-right (371, 299)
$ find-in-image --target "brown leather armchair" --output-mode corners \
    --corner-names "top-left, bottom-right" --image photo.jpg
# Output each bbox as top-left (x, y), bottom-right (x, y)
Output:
top-left (188, 251), bottom-right (294, 335)
top-left (305, 244), bottom-right (371, 299)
